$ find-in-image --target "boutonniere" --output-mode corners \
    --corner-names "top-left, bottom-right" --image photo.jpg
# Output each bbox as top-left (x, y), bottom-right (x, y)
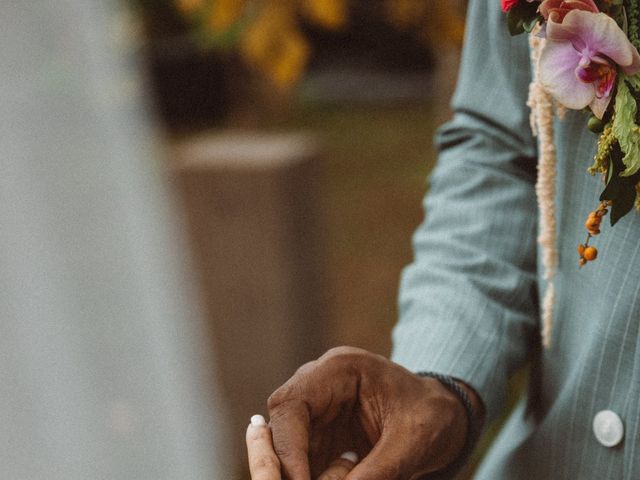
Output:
top-left (502, 0), bottom-right (640, 346)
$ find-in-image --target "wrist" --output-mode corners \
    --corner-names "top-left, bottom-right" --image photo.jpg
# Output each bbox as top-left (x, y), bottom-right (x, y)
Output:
top-left (415, 372), bottom-right (484, 478)
top-left (453, 379), bottom-right (485, 434)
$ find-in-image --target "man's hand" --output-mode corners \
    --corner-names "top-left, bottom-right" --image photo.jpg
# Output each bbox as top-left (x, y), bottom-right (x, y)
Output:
top-left (267, 346), bottom-right (484, 480)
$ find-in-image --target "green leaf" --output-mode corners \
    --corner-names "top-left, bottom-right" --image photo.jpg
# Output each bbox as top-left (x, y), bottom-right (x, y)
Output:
top-left (611, 75), bottom-right (640, 176)
top-left (626, 73), bottom-right (640, 90)
top-left (523, 15), bottom-right (543, 33)
top-left (599, 143), bottom-right (640, 225)
top-left (506, 2), bottom-right (540, 36)
top-left (507, 11), bottom-right (524, 35)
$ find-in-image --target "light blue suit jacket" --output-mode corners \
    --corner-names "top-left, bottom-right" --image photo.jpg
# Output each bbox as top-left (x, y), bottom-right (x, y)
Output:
top-left (391, 1), bottom-right (640, 478)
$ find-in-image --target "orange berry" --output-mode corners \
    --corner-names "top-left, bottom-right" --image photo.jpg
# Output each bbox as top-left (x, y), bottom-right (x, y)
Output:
top-left (584, 246), bottom-right (598, 261)
top-left (585, 216), bottom-right (600, 230)
top-left (577, 244), bottom-right (586, 256)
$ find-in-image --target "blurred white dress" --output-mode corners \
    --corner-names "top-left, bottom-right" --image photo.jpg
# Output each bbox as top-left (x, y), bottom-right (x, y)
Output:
top-left (0, 1), bottom-right (229, 478)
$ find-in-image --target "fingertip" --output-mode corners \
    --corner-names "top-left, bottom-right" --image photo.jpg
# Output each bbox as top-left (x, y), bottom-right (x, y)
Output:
top-left (317, 452), bottom-right (359, 480)
top-left (251, 414), bottom-right (267, 427)
top-left (246, 414), bottom-right (271, 440)
top-left (340, 451), bottom-right (358, 464)
top-left (246, 414), bottom-right (281, 480)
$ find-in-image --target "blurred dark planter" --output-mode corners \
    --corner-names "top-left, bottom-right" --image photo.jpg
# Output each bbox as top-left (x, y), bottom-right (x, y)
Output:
top-left (145, 35), bottom-right (231, 129)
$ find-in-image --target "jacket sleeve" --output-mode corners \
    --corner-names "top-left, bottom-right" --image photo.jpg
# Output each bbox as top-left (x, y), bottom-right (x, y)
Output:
top-left (391, 0), bottom-right (540, 424)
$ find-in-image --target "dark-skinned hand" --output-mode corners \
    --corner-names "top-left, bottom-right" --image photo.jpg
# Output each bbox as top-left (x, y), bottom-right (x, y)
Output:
top-left (267, 346), bottom-right (484, 480)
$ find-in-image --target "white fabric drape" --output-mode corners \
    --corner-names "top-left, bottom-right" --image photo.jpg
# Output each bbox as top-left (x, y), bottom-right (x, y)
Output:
top-left (0, 1), bottom-right (230, 478)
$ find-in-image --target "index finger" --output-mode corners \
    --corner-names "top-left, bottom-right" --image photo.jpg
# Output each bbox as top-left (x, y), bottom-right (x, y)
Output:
top-left (246, 415), bottom-right (282, 480)
top-left (268, 398), bottom-right (311, 480)
top-left (267, 352), bottom-right (361, 480)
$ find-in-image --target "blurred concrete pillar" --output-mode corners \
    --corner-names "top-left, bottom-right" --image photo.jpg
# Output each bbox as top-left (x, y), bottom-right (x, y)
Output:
top-left (171, 132), bottom-right (327, 458)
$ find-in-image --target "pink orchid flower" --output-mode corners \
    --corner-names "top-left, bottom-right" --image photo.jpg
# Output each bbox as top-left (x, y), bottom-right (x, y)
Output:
top-left (540, 10), bottom-right (640, 119)
top-left (538, 0), bottom-right (598, 23)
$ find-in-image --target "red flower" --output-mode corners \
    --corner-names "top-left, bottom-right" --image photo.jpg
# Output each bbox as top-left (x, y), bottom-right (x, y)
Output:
top-left (538, 0), bottom-right (598, 23)
top-left (501, 0), bottom-right (519, 11)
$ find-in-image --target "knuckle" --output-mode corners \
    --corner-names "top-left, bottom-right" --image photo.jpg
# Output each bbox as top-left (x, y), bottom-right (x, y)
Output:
top-left (321, 346), bottom-right (388, 373)
top-left (322, 345), bottom-right (366, 360)
top-left (268, 386), bottom-right (296, 411)
top-left (268, 360), bottom-right (317, 409)
top-left (293, 359), bottom-right (318, 378)
top-left (267, 388), bottom-right (285, 410)
top-left (268, 387), bottom-right (306, 413)
top-left (320, 346), bottom-right (370, 371)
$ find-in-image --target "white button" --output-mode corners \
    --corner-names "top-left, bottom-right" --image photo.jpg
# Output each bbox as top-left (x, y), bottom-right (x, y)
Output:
top-left (593, 410), bottom-right (624, 447)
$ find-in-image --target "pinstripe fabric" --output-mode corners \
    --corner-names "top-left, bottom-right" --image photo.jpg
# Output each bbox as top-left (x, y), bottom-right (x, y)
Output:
top-left (391, 1), bottom-right (640, 478)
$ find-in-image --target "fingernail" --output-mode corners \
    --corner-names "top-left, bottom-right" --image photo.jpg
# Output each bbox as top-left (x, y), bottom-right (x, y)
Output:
top-left (340, 451), bottom-right (358, 463)
top-left (250, 414), bottom-right (267, 427)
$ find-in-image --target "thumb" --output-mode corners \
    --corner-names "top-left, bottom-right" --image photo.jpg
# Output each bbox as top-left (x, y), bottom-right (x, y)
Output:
top-left (344, 428), bottom-right (430, 480)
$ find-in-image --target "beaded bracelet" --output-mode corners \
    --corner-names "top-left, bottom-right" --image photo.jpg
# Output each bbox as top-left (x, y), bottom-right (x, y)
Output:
top-left (415, 371), bottom-right (480, 479)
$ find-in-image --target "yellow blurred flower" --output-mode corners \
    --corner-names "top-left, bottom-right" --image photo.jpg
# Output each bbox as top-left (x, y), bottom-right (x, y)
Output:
top-left (301, 0), bottom-right (347, 30)
top-left (173, 0), bottom-right (465, 88)
top-left (269, 29), bottom-right (310, 87)
top-left (241, 4), bottom-right (310, 88)
top-left (207, 0), bottom-right (247, 33)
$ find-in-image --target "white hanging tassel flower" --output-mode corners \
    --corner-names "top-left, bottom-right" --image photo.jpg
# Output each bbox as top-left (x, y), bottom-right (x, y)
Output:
top-left (528, 29), bottom-right (559, 348)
